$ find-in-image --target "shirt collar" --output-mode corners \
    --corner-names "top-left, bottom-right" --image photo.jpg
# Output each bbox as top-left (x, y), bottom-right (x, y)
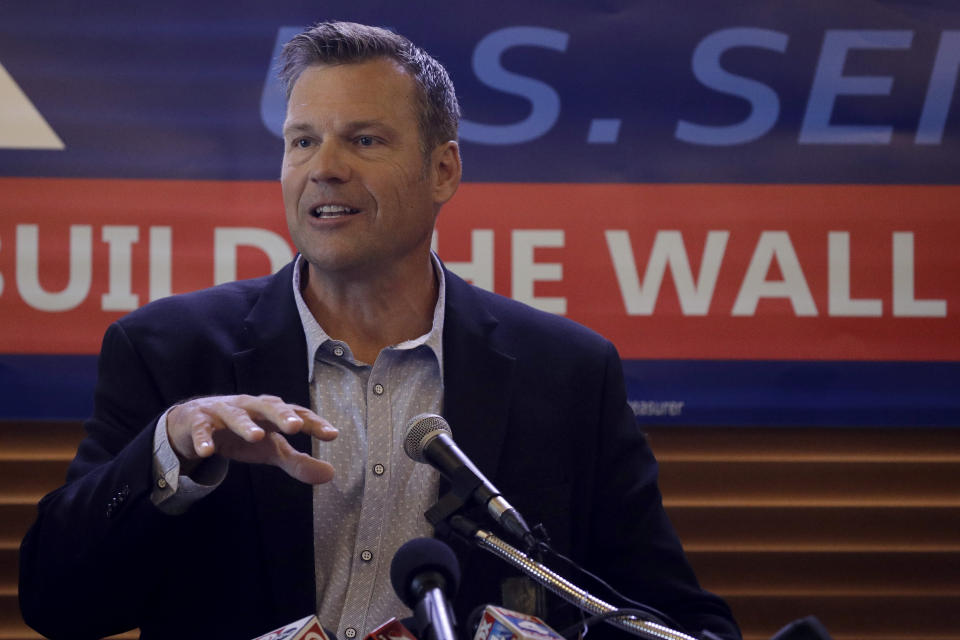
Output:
top-left (292, 254), bottom-right (446, 381)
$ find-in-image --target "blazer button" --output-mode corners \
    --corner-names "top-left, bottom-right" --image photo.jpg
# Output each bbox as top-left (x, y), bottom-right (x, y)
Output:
top-left (106, 484), bottom-right (131, 518)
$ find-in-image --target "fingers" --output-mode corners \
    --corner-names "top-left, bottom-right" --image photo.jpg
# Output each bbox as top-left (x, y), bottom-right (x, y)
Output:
top-left (214, 399), bottom-right (267, 442)
top-left (230, 395), bottom-right (338, 442)
top-left (236, 394), bottom-right (304, 434)
top-left (166, 395), bottom-right (338, 475)
top-left (191, 420), bottom-right (216, 459)
top-left (291, 406), bottom-right (338, 442)
top-left (170, 399), bottom-right (262, 461)
top-left (269, 432), bottom-right (336, 484)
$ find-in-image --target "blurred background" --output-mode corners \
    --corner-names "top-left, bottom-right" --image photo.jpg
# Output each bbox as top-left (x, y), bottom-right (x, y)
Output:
top-left (1, 2), bottom-right (959, 638)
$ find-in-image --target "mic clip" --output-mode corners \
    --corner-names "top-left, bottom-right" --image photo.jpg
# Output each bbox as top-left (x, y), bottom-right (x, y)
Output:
top-left (426, 472), bottom-right (474, 523)
top-left (427, 492), bottom-right (548, 555)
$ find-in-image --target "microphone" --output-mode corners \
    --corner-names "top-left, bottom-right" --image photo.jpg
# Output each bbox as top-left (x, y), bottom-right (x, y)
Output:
top-left (473, 605), bottom-right (565, 640)
top-left (404, 414), bottom-right (536, 548)
top-left (364, 617), bottom-right (419, 640)
top-left (390, 538), bottom-right (460, 640)
top-left (251, 614), bottom-right (333, 640)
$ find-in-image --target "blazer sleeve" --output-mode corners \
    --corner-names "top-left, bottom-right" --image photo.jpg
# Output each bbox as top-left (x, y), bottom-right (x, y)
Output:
top-left (19, 321), bottom-right (179, 640)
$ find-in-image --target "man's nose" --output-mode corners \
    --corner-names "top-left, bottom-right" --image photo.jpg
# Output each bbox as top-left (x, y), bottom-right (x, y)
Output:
top-left (308, 140), bottom-right (352, 183)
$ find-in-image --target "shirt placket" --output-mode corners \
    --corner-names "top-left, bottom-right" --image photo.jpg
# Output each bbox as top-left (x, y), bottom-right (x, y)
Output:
top-left (338, 352), bottom-right (395, 638)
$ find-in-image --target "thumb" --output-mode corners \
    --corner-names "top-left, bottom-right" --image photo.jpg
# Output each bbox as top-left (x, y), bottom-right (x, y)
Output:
top-left (269, 432), bottom-right (336, 484)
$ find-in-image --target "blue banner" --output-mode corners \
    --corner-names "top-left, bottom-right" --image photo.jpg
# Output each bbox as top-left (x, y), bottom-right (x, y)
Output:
top-left (1, 1), bottom-right (958, 425)
top-left (1, 2), bottom-right (958, 182)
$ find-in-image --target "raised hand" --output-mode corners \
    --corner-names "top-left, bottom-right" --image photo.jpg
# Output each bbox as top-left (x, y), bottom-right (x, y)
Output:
top-left (166, 394), bottom-right (338, 484)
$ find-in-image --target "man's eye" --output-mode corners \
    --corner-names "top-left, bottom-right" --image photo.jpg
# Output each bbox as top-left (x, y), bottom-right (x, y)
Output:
top-left (357, 135), bottom-right (375, 146)
top-left (294, 138), bottom-right (311, 149)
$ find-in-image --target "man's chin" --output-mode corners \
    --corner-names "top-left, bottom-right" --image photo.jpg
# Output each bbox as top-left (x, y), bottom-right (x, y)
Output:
top-left (298, 249), bottom-right (375, 277)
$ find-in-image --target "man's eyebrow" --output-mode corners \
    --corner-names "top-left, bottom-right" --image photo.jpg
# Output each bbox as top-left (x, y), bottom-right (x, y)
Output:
top-left (344, 120), bottom-right (398, 136)
top-left (282, 120), bottom-right (399, 138)
top-left (282, 122), bottom-right (315, 137)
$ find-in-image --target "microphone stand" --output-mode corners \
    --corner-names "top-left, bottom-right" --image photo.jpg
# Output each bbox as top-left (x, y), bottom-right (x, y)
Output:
top-left (445, 516), bottom-right (698, 640)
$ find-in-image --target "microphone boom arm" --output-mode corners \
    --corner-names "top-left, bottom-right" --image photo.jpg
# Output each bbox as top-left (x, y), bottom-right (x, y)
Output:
top-left (448, 516), bottom-right (697, 640)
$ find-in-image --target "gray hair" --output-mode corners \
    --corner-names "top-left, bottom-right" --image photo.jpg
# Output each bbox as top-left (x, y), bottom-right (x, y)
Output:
top-left (280, 21), bottom-right (460, 154)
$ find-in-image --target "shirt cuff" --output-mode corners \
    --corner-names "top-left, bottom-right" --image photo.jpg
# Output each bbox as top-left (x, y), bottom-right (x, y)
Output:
top-left (151, 408), bottom-right (228, 515)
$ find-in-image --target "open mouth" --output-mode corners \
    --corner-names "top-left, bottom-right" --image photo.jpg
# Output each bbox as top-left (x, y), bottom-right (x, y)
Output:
top-left (311, 205), bottom-right (361, 219)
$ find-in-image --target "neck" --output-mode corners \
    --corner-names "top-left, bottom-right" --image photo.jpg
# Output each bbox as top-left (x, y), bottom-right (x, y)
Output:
top-left (301, 254), bottom-right (438, 364)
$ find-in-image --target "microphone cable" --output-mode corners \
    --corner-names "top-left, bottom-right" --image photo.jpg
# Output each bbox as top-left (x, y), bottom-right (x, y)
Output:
top-left (530, 539), bottom-right (690, 636)
top-left (559, 607), bottom-right (671, 640)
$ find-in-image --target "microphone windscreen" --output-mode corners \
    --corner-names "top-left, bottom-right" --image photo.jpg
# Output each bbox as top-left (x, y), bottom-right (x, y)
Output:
top-left (251, 614), bottom-right (333, 640)
top-left (389, 537), bottom-right (461, 607)
top-left (403, 413), bottom-right (452, 462)
top-left (364, 617), bottom-right (418, 640)
top-left (473, 606), bottom-right (565, 640)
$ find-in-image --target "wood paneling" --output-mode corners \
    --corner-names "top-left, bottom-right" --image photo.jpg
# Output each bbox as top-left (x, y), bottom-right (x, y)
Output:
top-left (0, 421), bottom-right (81, 640)
top-left (2, 421), bottom-right (959, 639)
top-left (647, 426), bottom-right (960, 640)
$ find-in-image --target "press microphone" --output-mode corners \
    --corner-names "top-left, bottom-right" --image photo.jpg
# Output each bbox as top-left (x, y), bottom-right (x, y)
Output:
top-left (404, 414), bottom-right (536, 548)
top-left (251, 614), bottom-right (333, 640)
top-left (390, 537), bottom-right (460, 640)
top-left (473, 605), bottom-right (565, 640)
top-left (364, 617), bottom-right (419, 640)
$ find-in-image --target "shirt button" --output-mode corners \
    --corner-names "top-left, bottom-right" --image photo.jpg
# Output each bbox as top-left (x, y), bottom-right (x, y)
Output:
top-left (345, 628), bottom-right (357, 639)
top-left (373, 463), bottom-right (385, 476)
top-left (333, 345), bottom-right (345, 357)
top-left (157, 478), bottom-right (167, 489)
top-left (361, 549), bottom-right (373, 562)
top-left (373, 383), bottom-right (384, 395)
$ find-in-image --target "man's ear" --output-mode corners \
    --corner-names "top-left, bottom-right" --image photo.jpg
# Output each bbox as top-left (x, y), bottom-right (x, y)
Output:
top-left (431, 140), bottom-right (462, 206)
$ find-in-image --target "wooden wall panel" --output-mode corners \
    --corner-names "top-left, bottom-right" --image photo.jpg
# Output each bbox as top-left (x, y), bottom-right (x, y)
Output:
top-left (648, 426), bottom-right (960, 640)
top-left (0, 421), bottom-right (81, 640)
top-left (2, 421), bottom-right (959, 640)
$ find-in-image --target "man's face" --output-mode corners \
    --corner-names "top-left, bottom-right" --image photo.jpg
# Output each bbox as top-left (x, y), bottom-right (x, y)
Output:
top-left (281, 58), bottom-right (458, 278)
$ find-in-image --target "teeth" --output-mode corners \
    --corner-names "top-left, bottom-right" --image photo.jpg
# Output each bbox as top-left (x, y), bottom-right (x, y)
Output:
top-left (313, 205), bottom-right (358, 217)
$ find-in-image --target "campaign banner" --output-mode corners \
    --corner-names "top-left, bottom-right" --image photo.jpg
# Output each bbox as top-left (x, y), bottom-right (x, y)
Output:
top-left (1, 1), bottom-right (958, 424)
top-left (2, 178), bottom-right (957, 359)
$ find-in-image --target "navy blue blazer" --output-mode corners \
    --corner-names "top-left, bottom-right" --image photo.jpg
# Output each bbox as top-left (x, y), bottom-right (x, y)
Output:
top-left (20, 261), bottom-right (739, 640)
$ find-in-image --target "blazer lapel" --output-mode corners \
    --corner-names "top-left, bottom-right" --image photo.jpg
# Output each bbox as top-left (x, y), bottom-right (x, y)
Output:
top-left (441, 270), bottom-right (517, 512)
top-left (233, 262), bottom-right (316, 623)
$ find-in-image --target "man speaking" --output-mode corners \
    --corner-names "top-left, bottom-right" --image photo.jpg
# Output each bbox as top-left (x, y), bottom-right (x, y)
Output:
top-left (19, 21), bottom-right (740, 640)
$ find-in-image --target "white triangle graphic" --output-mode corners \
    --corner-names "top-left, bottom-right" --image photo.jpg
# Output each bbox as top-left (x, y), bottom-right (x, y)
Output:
top-left (0, 61), bottom-right (65, 149)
